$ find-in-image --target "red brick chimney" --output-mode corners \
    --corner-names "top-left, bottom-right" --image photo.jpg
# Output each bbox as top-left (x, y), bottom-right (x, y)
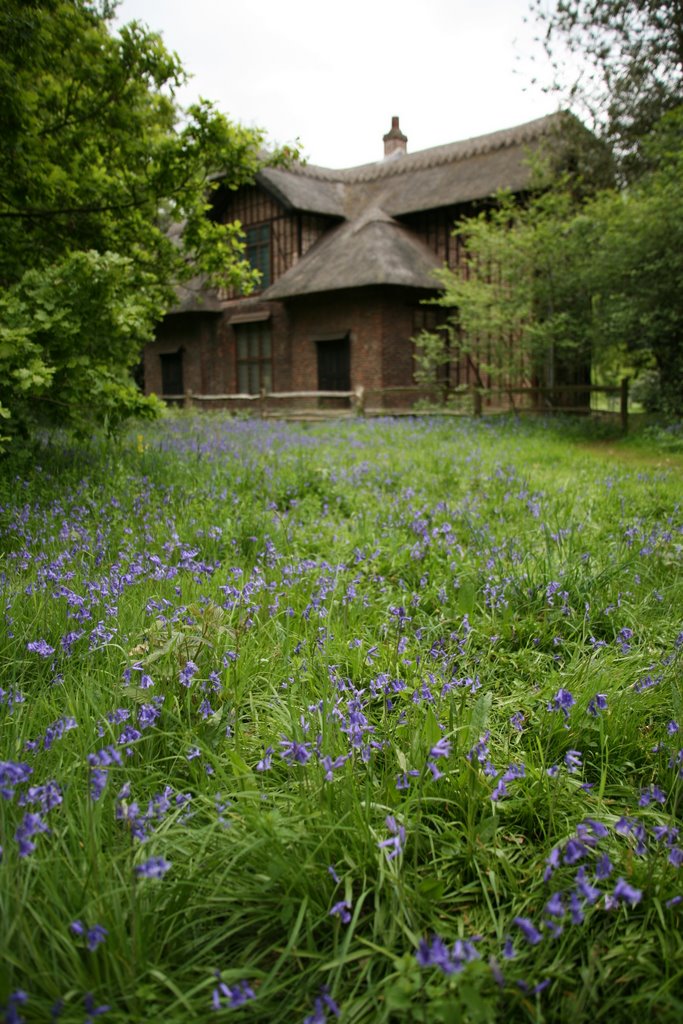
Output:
top-left (383, 116), bottom-right (407, 158)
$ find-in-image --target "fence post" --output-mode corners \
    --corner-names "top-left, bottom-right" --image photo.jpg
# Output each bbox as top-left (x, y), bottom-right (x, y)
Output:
top-left (259, 387), bottom-right (266, 419)
top-left (185, 389), bottom-right (194, 410)
top-left (352, 385), bottom-right (365, 416)
top-left (471, 385), bottom-right (482, 417)
top-left (620, 377), bottom-right (629, 433)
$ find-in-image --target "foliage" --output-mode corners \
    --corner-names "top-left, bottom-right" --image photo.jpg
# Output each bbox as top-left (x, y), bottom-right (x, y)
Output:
top-left (0, 0), bottom-right (289, 442)
top-left (424, 186), bottom-right (594, 395)
top-left (426, 107), bottom-right (683, 416)
top-left (1, 414), bottom-right (682, 1022)
top-left (586, 109), bottom-right (683, 414)
top-left (529, 0), bottom-right (683, 180)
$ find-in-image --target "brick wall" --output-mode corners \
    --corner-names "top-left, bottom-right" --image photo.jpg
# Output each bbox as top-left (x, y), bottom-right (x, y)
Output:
top-left (145, 287), bottom-right (439, 406)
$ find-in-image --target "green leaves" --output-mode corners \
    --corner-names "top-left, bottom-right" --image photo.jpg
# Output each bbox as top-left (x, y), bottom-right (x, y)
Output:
top-left (0, 0), bottom-right (283, 441)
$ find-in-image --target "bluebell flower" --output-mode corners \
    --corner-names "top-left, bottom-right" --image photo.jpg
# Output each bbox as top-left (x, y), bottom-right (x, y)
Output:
top-left (513, 917), bottom-right (543, 945)
top-left (510, 711), bottom-right (525, 732)
top-left (429, 738), bottom-right (452, 759)
top-left (575, 867), bottom-right (600, 905)
top-left (329, 900), bottom-right (351, 923)
top-left (90, 768), bottom-right (108, 801)
top-left (587, 693), bottom-right (608, 716)
top-left (27, 639), bottom-right (55, 657)
top-left (279, 737), bottom-right (311, 764)
top-left (134, 856), bottom-right (171, 878)
top-left (545, 892), bottom-right (565, 917)
top-left (611, 877), bottom-right (642, 906)
top-left (378, 815), bottom-right (405, 860)
top-left (547, 687), bottom-right (575, 724)
top-left (255, 747), bottom-right (273, 771)
top-left (303, 987), bottom-right (340, 1023)
top-left (595, 853), bottom-right (614, 879)
top-left (211, 975), bottom-right (255, 1011)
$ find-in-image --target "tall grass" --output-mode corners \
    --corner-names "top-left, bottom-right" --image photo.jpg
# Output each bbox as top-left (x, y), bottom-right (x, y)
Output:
top-left (1, 414), bottom-right (681, 1023)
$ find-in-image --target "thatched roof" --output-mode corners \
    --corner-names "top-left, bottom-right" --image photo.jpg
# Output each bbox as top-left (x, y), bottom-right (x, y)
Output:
top-left (174, 113), bottom-right (564, 308)
top-left (259, 113), bottom-right (561, 220)
top-left (263, 207), bottom-right (442, 299)
top-left (258, 113), bottom-right (562, 299)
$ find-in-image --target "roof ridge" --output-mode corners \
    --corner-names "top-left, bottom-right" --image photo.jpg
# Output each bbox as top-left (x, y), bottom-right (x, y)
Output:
top-left (286, 113), bottom-right (560, 184)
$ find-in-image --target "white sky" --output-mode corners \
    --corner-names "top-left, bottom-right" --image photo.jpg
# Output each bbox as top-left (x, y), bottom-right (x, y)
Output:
top-left (114, 0), bottom-right (563, 168)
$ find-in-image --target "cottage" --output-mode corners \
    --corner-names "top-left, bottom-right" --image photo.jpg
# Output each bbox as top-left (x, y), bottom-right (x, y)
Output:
top-left (144, 113), bottom-right (573, 409)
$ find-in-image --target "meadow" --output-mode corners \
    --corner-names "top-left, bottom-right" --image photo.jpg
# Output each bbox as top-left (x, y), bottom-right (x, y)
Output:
top-left (1, 413), bottom-right (682, 1023)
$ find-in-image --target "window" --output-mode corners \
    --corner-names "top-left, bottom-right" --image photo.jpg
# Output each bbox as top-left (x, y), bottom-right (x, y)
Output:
top-left (159, 350), bottom-right (184, 397)
top-left (245, 224), bottom-right (271, 290)
top-left (236, 322), bottom-right (272, 394)
top-left (316, 337), bottom-right (350, 391)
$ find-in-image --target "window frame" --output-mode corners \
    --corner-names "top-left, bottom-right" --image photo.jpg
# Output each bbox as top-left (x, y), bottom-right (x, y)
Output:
top-left (235, 321), bottom-right (273, 395)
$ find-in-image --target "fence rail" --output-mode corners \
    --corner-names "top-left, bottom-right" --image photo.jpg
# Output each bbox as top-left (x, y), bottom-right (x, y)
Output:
top-left (158, 378), bottom-right (630, 430)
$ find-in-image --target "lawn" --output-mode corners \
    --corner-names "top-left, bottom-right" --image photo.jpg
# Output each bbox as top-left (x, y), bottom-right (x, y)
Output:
top-left (1, 413), bottom-right (682, 1023)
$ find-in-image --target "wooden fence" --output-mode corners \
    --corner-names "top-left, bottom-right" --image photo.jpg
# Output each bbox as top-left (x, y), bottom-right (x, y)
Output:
top-left (159, 379), bottom-right (631, 431)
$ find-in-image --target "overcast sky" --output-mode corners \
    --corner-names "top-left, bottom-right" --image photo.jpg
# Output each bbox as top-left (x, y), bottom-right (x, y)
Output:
top-left (114, 0), bottom-right (563, 168)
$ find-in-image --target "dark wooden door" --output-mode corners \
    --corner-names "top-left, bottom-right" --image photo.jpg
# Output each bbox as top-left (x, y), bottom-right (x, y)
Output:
top-left (316, 337), bottom-right (350, 391)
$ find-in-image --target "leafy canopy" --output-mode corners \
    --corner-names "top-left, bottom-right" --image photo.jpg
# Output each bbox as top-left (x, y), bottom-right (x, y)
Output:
top-left (529, 0), bottom-right (683, 180)
top-left (0, 0), bottom-right (288, 441)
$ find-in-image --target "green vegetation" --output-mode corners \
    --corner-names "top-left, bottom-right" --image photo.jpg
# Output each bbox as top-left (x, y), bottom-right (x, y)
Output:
top-left (418, 1), bottom-right (683, 415)
top-left (0, 1), bottom-right (291, 443)
top-left (426, 110), bottom-right (683, 414)
top-left (1, 414), bottom-right (681, 1022)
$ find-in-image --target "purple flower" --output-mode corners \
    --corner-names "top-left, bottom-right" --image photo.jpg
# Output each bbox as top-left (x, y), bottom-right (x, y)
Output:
top-left (564, 838), bottom-right (589, 865)
top-left (79, 924), bottom-right (108, 952)
top-left (83, 993), bottom-right (110, 1021)
top-left (510, 711), bottom-right (525, 732)
top-left (27, 639), bottom-right (55, 657)
top-left (134, 856), bottom-right (171, 878)
top-left (668, 847), bottom-right (683, 867)
top-left (513, 917), bottom-right (543, 945)
top-left (14, 811), bottom-right (49, 856)
top-left (545, 892), bottom-right (565, 917)
top-left (429, 738), bottom-right (452, 759)
top-left (587, 694), bottom-right (608, 716)
top-left (303, 987), bottom-right (340, 1023)
top-left (575, 867), bottom-right (600, 905)
top-left (179, 660), bottom-right (199, 687)
top-left (279, 737), bottom-right (311, 765)
top-left (255, 747), bottom-right (273, 771)
top-left (639, 784), bottom-right (666, 806)
top-left (378, 815), bottom-right (406, 860)
top-left (595, 853), bottom-right (614, 880)
top-left (211, 976), bottom-right (255, 1011)
top-left (329, 900), bottom-right (352, 924)
top-left (90, 768), bottom-right (108, 801)
top-left (564, 750), bottom-right (582, 773)
top-left (416, 934), bottom-right (479, 974)
top-left (198, 698), bottom-right (214, 719)
top-left (547, 688), bottom-right (575, 723)
top-left (0, 760), bottom-right (33, 800)
top-left (612, 877), bottom-right (642, 906)
top-left (3, 991), bottom-right (28, 1024)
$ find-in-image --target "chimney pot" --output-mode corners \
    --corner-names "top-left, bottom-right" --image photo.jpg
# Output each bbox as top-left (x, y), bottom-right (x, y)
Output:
top-left (383, 116), bottom-right (407, 159)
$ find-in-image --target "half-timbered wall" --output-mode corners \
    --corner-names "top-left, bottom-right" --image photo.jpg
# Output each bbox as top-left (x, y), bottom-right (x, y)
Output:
top-left (217, 185), bottom-right (335, 298)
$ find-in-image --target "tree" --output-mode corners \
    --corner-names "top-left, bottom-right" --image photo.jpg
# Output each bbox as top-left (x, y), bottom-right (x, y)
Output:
top-left (425, 108), bottom-right (683, 417)
top-left (425, 186), bottom-right (596, 405)
top-left (587, 108), bottom-right (683, 413)
top-left (529, 0), bottom-right (683, 179)
top-left (0, 0), bottom-right (286, 442)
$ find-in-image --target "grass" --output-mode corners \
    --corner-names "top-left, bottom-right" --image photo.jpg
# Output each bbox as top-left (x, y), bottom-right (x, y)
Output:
top-left (1, 412), bottom-right (682, 1023)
